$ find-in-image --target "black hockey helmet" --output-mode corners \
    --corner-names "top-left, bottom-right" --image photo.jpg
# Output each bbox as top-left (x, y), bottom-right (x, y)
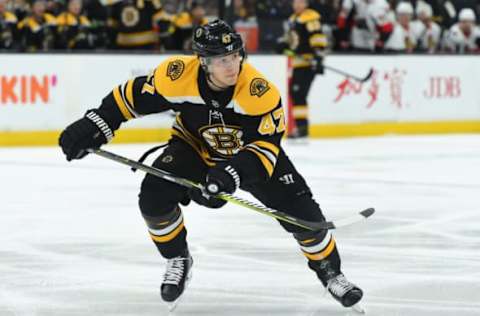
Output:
top-left (192, 19), bottom-right (245, 58)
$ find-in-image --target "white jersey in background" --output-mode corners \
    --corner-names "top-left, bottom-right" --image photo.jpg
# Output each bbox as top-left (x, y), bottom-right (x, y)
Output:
top-left (385, 2), bottom-right (416, 52)
top-left (410, 2), bottom-right (442, 53)
top-left (410, 20), bottom-right (441, 53)
top-left (443, 23), bottom-right (480, 53)
top-left (340, 0), bottom-right (394, 51)
top-left (384, 21), bottom-right (417, 52)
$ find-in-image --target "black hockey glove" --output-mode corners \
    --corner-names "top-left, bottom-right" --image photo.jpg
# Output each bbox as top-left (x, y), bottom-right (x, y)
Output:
top-left (59, 110), bottom-right (114, 161)
top-left (188, 165), bottom-right (241, 209)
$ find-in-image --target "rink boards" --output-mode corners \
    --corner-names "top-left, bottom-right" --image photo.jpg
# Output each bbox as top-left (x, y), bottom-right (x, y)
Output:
top-left (0, 54), bottom-right (479, 145)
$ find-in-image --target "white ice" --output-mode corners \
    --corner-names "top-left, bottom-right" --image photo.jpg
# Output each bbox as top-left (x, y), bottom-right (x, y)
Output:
top-left (1, 135), bottom-right (480, 316)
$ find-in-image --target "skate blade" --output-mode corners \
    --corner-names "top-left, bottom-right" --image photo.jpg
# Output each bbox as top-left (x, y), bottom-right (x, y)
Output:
top-left (167, 300), bottom-right (180, 313)
top-left (351, 303), bottom-right (366, 314)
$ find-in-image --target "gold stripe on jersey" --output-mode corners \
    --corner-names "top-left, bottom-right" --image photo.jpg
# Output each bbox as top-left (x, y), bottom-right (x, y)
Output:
top-left (173, 12), bottom-right (207, 29)
top-left (243, 140), bottom-right (279, 176)
top-left (173, 12), bottom-right (193, 28)
top-left (56, 12), bottom-right (90, 26)
top-left (309, 34), bottom-right (327, 48)
top-left (252, 140), bottom-right (280, 156)
top-left (117, 30), bottom-right (158, 46)
top-left (3, 11), bottom-right (18, 23)
top-left (44, 13), bottom-right (57, 24)
top-left (244, 147), bottom-right (274, 176)
top-left (296, 9), bottom-right (321, 24)
top-left (113, 86), bottom-right (134, 120)
top-left (125, 80), bottom-right (135, 107)
top-left (113, 79), bottom-right (139, 120)
top-left (154, 56), bottom-right (204, 104)
top-left (232, 63), bottom-right (281, 116)
top-left (293, 105), bottom-right (308, 119)
top-left (19, 14), bottom-right (57, 31)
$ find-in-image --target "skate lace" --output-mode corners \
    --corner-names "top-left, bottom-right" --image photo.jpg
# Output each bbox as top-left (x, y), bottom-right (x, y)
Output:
top-left (163, 257), bottom-right (188, 285)
top-left (326, 274), bottom-right (354, 298)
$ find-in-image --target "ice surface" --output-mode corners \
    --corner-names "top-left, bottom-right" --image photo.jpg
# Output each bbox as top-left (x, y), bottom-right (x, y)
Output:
top-left (1, 135), bottom-right (480, 316)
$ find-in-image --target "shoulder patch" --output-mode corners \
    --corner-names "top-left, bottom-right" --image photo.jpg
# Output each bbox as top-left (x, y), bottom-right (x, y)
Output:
top-left (233, 63), bottom-right (281, 116)
top-left (250, 78), bottom-right (270, 98)
top-left (154, 56), bottom-right (202, 103)
top-left (166, 60), bottom-right (185, 81)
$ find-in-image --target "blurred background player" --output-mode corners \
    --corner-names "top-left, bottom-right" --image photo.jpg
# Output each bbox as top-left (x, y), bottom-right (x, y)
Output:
top-left (10, 0), bottom-right (29, 21)
top-left (385, 1), bottom-right (417, 53)
top-left (0, 0), bottom-right (18, 50)
top-left (411, 1), bottom-right (441, 53)
top-left (167, 1), bottom-right (208, 52)
top-left (107, 0), bottom-right (167, 51)
top-left (17, 0), bottom-right (57, 52)
top-left (58, 19), bottom-right (364, 311)
top-left (56, 0), bottom-right (94, 49)
top-left (443, 8), bottom-right (480, 53)
top-left (277, 0), bottom-right (327, 139)
top-left (336, 0), bottom-right (394, 52)
top-left (45, 0), bottom-right (63, 16)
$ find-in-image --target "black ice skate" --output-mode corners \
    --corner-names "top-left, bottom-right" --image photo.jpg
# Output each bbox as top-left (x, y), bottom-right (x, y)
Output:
top-left (326, 274), bottom-right (363, 310)
top-left (161, 249), bottom-right (193, 311)
top-left (312, 260), bottom-right (364, 313)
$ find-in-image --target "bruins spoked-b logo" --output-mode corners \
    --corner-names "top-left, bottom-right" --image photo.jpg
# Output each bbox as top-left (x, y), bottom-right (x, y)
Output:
top-left (200, 124), bottom-right (244, 157)
top-left (166, 60), bottom-right (185, 81)
top-left (250, 78), bottom-right (270, 98)
top-left (222, 34), bottom-right (232, 44)
top-left (121, 6), bottom-right (140, 27)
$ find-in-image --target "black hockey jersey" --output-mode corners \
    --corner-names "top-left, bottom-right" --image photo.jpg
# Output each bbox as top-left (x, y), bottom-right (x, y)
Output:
top-left (18, 13), bottom-right (56, 51)
top-left (56, 12), bottom-right (92, 49)
top-left (0, 11), bottom-right (17, 49)
top-left (169, 12), bottom-right (208, 51)
top-left (109, 0), bottom-right (163, 48)
top-left (285, 8), bottom-right (327, 68)
top-left (97, 56), bottom-right (285, 183)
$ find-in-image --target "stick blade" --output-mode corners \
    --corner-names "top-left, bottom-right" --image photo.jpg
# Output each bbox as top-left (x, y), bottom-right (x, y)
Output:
top-left (361, 68), bottom-right (374, 82)
top-left (331, 208), bottom-right (375, 229)
top-left (360, 207), bottom-right (375, 218)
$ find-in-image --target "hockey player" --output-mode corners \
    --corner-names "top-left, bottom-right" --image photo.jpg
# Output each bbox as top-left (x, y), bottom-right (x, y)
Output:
top-left (443, 8), bottom-right (480, 53)
top-left (337, 0), bottom-right (394, 52)
top-left (0, 0), bottom-right (18, 50)
top-left (410, 2), bottom-right (442, 53)
top-left (168, 1), bottom-right (208, 52)
top-left (277, 0), bottom-right (327, 139)
top-left (108, 0), bottom-right (165, 50)
top-left (384, 2), bottom-right (417, 53)
top-left (56, 0), bottom-right (93, 49)
top-left (17, 0), bottom-right (57, 52)
top-left (58, 19), bottom-right (363, 310)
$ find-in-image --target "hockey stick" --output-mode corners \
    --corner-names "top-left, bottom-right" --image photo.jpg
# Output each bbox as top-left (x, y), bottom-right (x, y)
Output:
top-left (324, 65), bottom-right (374, 83)
top-left (87, 148), bottom-right (374, 231)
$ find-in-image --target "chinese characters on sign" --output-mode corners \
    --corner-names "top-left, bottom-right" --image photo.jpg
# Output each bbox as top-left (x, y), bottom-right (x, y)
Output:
top-left (333, 68), bottom-right (462, 109)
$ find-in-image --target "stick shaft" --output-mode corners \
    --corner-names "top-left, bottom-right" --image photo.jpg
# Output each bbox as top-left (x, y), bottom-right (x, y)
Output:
top-left (88, 148), bottom-right (329, 230)
top-left (324, 65), bottom-right (373, 82)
